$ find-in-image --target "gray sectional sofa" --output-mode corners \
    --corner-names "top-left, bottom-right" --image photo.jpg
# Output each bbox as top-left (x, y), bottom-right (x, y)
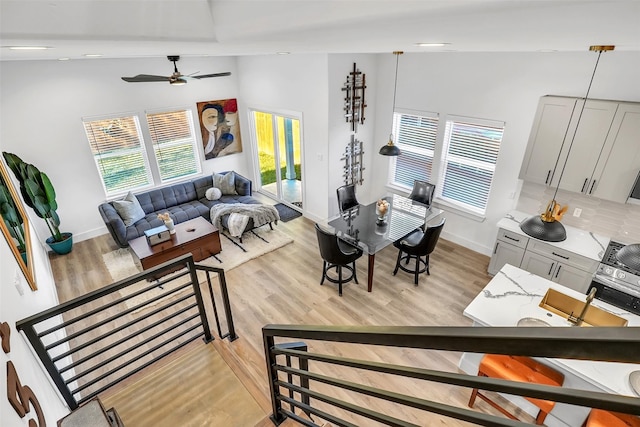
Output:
top-left (98, 171), bottom-right (265, 248)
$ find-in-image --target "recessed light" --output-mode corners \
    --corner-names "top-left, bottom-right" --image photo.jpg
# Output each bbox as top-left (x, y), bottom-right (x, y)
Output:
top-left (276, 52), bottom-right (290, 55)
top-left (9, 46), bottom-right (50, 50)
top-left (415, 43), bottom-right (449, 47)
top-left (83, 54), bottom-right (103, 58)
top-left (58, 57), bottom-right (70, 61)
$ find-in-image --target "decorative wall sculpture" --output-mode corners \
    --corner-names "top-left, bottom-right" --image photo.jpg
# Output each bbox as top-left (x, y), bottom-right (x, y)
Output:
top-left (342, 135), bottom-right (364, 186)
top-left (197, 98), bottom-right (242, 159)
top-left (342, 63), bottom-right (367, 133)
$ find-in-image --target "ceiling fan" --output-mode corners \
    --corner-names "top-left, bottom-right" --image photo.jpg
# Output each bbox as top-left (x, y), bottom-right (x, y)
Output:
top-left (121, 55), bottom-right (231, 85)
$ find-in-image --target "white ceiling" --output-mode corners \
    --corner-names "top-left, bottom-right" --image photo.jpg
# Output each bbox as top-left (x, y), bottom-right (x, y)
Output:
top-left (1, 0), bottom-right (639, 61)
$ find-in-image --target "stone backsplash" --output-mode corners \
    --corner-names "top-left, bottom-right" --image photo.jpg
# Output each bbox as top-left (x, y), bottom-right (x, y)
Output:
top-left (516, 181), bottom-right (640, 244)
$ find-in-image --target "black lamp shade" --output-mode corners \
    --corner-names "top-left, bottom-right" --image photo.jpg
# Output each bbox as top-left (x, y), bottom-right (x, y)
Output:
top-left (519, 215), bottom-right (567, 242)
top-left (616, 243), bottom-right (640, 271)
top-left (379, 144), bottom-right (401, 156)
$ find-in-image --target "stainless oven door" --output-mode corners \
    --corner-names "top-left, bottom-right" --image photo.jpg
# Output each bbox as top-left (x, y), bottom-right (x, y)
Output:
top-left (589, 275), bottom-right (640, 315)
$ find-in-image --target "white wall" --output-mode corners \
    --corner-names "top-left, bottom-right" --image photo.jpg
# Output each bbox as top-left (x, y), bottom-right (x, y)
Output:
top-left (327, 54), bottom-right (379, 217)
top-left (237, 54), bottom-right (330, 222)
top-left (1, 228), bottom-right (70, 424)
top-left (0, 56), bottom-right (246, 243)
top-left (369, 51), bottom-right (640, 254)
top-left (2, 51), bottom-right (640, 255)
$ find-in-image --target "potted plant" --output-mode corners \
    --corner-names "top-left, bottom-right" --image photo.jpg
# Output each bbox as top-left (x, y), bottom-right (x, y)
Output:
top-left (2, 152), bottom-right (73, 255)
top-left (0, 178), bottom-right (27, 263)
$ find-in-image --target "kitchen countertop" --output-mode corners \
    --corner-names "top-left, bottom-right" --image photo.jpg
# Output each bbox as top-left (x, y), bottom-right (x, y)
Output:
top-left (463, 263), bottom-right (640, 397)
top-left (497, 210), bottom-right (610, 262)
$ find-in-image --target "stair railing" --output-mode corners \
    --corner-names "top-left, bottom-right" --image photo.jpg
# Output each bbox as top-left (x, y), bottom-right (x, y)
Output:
top-left (17, 253), bottom-right (236, 410)
top-left (263, 324), bottom-right (640, 426)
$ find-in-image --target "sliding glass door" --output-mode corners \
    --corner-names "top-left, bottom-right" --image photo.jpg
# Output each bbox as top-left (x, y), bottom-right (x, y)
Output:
top-left (251, 110), bottom-right (303, 209)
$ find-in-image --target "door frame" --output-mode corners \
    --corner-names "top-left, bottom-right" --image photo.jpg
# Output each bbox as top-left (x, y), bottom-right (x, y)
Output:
top-left (247, 107), bottom-right (305, 212)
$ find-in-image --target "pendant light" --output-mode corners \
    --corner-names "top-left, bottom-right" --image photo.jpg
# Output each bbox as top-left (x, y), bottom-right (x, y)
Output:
top-left (520, 45), bottom-right (614, 242)
top-left (379, 51), bottom-right (403, 156)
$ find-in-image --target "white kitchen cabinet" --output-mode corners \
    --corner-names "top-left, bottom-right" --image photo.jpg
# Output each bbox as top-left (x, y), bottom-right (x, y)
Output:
top-left (589, 103), bottom-right (640, 202)
top-left (519, 96), bottom-right (640, 203)
top-left (521, 240), bottom-right (598, 293)
top-left (550, 99), bottom-right (618, 193)
top-left (488, 225), bottom-right (598, 293)
top-left (519, 96), bottom-right (577, 185)
top-left (487, 229), bottom-right (528, 275)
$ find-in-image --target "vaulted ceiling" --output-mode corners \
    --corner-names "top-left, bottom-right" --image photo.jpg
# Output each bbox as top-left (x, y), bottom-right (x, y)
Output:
top-left (1, 0), bottom-right (639, 61)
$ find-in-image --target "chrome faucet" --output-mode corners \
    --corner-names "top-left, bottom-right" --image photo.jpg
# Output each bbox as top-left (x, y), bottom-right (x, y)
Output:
top-left (568, 288), bottom-right (597, 326)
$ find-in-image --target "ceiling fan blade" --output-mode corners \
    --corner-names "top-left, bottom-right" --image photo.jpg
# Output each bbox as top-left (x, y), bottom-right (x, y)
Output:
top-left (121, 74), bottom-right (170, 83)
top-left (191, 72), bottom-right (232, 79)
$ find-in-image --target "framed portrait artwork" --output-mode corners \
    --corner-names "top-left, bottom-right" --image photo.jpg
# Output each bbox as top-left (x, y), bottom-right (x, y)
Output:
top-left (197, 98), bottom-right (242, 159)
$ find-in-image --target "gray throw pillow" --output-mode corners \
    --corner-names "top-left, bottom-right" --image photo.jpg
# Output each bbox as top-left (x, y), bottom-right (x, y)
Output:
top-left (112, 191), bottom-right (146, 226)
top-left (213, 172), bottom-right (237, 195)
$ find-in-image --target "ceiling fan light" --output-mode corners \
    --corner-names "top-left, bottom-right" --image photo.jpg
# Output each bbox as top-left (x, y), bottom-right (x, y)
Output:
top-left (170, 78), bottom-right (187, 86)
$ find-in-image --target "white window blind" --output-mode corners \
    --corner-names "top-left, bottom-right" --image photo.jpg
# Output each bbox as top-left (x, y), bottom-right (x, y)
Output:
top-left (438, 117), bottom-right (504, 214)
top-left (83, 116), bottom-right (152, 196)
top-left (391, 112), bottom-right (439, 188)
top-left (146, 109), bottom-right (201, 183)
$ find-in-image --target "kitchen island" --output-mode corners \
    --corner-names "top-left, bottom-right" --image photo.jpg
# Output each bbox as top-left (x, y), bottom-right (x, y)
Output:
top-left (459, 264), bottom-right (640, 427)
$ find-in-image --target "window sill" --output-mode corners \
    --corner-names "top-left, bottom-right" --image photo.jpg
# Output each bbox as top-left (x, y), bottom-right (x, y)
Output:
top-left (432, 198), bottom-right (486, 222)
top-left (385, 184), bottom-right (486, 222)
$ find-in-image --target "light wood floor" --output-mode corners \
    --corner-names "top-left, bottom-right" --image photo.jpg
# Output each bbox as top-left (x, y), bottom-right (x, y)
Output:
top-left (49, 213), bottom-right (536, 426)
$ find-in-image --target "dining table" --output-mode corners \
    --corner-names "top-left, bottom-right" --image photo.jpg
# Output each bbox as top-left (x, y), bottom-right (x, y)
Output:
top-left (328, 193), bottom-right (443, 292)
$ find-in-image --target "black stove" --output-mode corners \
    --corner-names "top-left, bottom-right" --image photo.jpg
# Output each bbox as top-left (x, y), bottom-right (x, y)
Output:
top-left (601, 241), bottom-right (640, 275)
top-left (590, 240), bottom-right (640, 315)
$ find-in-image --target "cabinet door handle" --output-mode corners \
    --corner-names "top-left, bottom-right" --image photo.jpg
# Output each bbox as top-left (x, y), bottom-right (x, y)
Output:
top-left (503, 235), bottom-right (520, 243)
top-left (545, 170), bottom-right (551, 184)
top-left (551, 251), bottom-right (569, 260)
top-left (581, 178), bottom-right (588, 193)
top-left (555, 264), bottom-right (562, 278)
top-left (589, 180), bottom-right (596, 194)
top-left (548, 262), bottom-right (555, 276)
top-left (494, 242), bottom-right (499, 255)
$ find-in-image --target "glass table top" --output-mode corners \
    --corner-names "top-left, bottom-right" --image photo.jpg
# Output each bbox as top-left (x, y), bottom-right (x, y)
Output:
top-left (328, 194), bottom-right (443, 255)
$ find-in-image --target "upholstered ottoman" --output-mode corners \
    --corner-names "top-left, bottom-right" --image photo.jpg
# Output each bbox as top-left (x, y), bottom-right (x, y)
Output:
top-left (468, 354), bottom-right (564, 425)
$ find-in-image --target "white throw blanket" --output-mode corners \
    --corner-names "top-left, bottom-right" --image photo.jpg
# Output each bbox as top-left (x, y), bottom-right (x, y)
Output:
top-left (210, 203), bottom-right (280, 237)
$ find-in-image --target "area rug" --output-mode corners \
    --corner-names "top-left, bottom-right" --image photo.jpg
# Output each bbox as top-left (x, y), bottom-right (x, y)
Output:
top-left (102, 227), bottom-right (293, 309)
top-left (274, 203), bottom-right (302, 222)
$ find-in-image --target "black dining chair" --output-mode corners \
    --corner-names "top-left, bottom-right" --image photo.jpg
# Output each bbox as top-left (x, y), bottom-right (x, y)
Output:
top-left (409, 180), bottom-right (435, 207)
top-left (315, 223), bottom-right (363, 296)
top-left (393, 218), bottom-right (445, 285)
top-left (336, 184), bottom-right (359, 214)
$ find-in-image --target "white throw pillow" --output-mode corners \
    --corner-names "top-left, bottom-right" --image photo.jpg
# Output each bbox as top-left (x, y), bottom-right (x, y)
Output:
top-left (112, 191), bottom-right (146, 226)
top-left (205, 187), bottom-right (222, 201)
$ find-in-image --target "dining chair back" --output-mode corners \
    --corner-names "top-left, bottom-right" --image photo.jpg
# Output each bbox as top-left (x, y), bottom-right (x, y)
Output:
top-left (315, 223), bottom-right (363, 296)
top-left (408, 180), bottom-right (435, 208)
top-left (393, 218), bottom-right (445, 285)
top-left (336, 184), bottom-right (359, 213)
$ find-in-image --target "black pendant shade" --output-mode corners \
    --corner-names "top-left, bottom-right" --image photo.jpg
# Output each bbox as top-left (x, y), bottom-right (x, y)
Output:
top-left (616, 243), bottom-right (640, 271)
top-left (520, 45), bottom-right (614, 244)
top-left (380, 51), bottom-right (403, 157)
top-left (519, 215), bottom-right (567, 242)
top-left (379, 142), bottom-right (401, 156)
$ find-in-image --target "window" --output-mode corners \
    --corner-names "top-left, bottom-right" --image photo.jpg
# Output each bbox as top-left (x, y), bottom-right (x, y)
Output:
top-left (390, 111), bottom-right (439, 187)
top-left (84, 115), bottom-right (153, 196)
top-left (146, 110), bottom-right (200, 182)
top-left (388, 111), bottom-right (504, 216)
top-left (437, 117), bottom-right (503, 214)
top-left (84, 109), bottom-right (201, 197)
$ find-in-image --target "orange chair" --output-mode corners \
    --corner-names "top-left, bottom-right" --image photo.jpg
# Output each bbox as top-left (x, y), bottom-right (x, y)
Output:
top-left (468, 354), bottom-right (564, 425)
top-left (583, 409), bottom-right (640, 427)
